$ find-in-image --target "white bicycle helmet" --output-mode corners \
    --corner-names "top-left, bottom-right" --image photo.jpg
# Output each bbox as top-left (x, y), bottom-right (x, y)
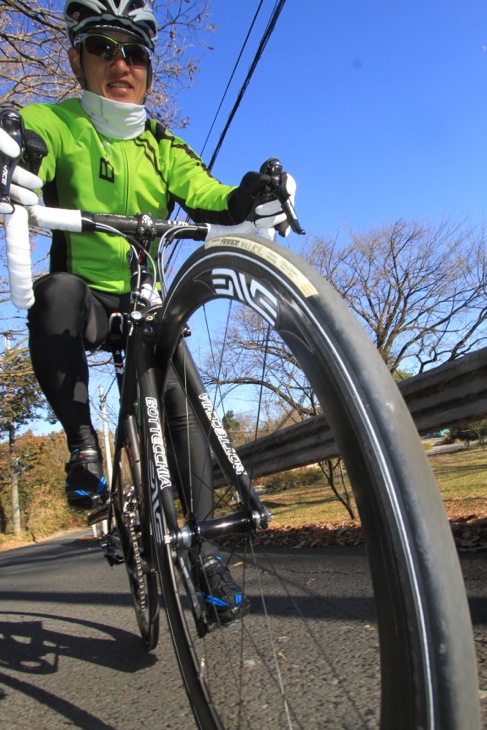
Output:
top-left (64, 0), bottom-right (157, 50)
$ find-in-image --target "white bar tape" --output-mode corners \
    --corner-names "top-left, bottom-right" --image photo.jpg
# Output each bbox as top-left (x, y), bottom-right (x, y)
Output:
top-left (5, 204), bottom-right (35, 309)
top-left (205, 220), bottom-right (274, 241)
top-left (28, 204), bottom-right (83, 232)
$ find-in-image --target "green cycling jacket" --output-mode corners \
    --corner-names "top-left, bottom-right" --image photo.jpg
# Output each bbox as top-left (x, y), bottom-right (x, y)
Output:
top-left (21, 99), bottom-right (236, 294)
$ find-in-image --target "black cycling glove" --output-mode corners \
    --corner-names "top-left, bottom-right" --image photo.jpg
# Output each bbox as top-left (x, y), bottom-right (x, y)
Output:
top-left (227, 171), bottom-right (272, 222)
top-left (227, 169), bottom-right (296, 237)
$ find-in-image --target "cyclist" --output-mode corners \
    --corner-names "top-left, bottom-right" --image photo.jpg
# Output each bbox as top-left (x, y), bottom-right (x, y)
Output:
top-left (1, 0), bottom-right (294, 625)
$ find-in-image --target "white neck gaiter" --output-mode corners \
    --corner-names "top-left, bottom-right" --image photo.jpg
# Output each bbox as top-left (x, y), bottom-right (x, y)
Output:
top-left (80, 90), bottom-right (147, 139)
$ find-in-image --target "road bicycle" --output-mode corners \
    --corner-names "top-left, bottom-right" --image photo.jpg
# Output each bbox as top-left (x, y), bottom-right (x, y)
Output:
top-left (3, 159), bottom-right (481, 729)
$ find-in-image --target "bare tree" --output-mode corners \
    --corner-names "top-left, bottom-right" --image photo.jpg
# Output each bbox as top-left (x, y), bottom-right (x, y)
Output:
top-left (1, 0), bottom-right (214, 126)
top-left (197, 217), bottom-right (487, 518)
top-left (0, 0), bottom-right (216, 331)
top-left (304, 219), bottom-right (487, 373)
top-left (0, 343), bottom-right (48, 534)
top-left (0, 0), bottom-right (216, 426)
top-left (201, 304), bottom-right (356, 517)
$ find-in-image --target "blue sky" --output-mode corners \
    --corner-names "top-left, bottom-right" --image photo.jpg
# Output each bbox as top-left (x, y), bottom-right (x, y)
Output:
top-left (7, 0), bottom-right (487, 436)
top-left (174, 0), bottom-right (487, 240)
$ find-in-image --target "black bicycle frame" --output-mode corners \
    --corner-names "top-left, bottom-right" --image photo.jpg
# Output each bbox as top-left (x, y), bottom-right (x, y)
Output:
top-left (113, 301), bottom-right (270, 551)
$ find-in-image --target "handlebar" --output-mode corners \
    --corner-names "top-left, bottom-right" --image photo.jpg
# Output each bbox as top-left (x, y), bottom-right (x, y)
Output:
top-left (1, 112), bottom-right (304, 309)
top-left (28, 205), bottom-right (210, 240)
top-left (5, 205), bottom-right (280, 309)
top-left (6, 198), bottom-right (306, 309)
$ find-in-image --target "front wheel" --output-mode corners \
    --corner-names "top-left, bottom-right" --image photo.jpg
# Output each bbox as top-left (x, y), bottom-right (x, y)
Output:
top-left (156, 234), bottom-right (480, 729)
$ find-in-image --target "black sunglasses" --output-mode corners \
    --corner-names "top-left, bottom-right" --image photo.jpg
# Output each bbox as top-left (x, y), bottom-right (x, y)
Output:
top-left (80, 34), bottom-right (151, 68)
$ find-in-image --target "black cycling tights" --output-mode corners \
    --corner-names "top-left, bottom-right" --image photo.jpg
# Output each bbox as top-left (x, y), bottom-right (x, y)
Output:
top-left (28, 272), bottom-right (214, 524)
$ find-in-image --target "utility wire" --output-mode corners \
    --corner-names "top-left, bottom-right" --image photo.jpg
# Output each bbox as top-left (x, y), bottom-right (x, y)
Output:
top-left (207, 0), bottom-right (288, 171)
top-left (199, 0), bottom-right (266, 159)
top-left (166, 0), bottom-right (288, 270)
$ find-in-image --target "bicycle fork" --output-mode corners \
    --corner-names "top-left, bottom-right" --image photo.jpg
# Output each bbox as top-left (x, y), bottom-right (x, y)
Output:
top-left (135, 320), bottom-right (271, 636)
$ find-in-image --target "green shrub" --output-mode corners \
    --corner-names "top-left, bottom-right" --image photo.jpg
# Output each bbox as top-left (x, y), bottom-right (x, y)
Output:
top-left (262, 466), bottom-right (323, 492)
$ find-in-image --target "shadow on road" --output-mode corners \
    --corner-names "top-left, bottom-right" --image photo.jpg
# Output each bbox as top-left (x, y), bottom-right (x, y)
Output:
top-left (0, 668), bottom-right (118, 730)
top-left (0, 610), bottom-right (157, 675)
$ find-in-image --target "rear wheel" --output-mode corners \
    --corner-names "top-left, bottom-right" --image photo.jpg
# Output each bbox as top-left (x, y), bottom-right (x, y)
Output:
top-left (112, 419), bottom-right (160, 651)
top-left (155, 234), bottom-right (480, 729)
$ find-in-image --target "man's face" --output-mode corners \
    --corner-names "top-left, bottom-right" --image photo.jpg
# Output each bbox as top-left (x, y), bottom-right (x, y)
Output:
top-left (69, 30), bottom-right (149, 105)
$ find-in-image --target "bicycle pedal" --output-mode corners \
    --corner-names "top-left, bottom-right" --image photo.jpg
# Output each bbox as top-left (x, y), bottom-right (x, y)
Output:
top-left (101, 537), bottom-right (124, 566)
top-left (104, 549), bottom-right (124, 566)
top-left (204, 613), bottom-right (239, 632)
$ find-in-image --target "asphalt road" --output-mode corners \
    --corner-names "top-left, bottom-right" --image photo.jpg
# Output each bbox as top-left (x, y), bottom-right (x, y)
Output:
top-left (0, 531), bottom-right (485, 729)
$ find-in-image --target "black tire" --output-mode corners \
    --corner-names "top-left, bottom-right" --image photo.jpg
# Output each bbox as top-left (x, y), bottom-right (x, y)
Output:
top-left (112, 417), bottom-right (160, 651)
top-left (155, 234), bottom-right (480, 729)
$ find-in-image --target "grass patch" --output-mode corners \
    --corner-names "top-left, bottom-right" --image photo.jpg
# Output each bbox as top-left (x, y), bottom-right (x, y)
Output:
top-left (427, 446), bottom-right (487, 519)
top-left (262, 482), bottom-right (352, 526)
top-left (261, 445), bottom-right (486, 528)
top-left (1, 444), bottom-right (485, 551)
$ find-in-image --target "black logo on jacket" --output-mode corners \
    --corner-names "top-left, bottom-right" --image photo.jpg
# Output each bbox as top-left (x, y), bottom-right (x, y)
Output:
top-left (99, 158), bottom-right (114, 182)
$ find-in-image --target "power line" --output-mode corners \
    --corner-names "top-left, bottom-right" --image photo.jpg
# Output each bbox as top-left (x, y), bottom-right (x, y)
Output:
top-left (166, 2), bottom-right (284, 269)
top-left (207, 0), bottom-right (288, 171)
top-left (199, 0), bottom-right (266, 159)
top-left (169, 0), bottom-right (288, 269)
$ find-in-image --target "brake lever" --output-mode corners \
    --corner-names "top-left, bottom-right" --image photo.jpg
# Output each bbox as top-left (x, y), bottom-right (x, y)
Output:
top-left (0, 108), bottom-right (24, 214)
top-left (23, 129), bottom-right (48, 175)
top-left (260, 158), bottom-right (306, 235)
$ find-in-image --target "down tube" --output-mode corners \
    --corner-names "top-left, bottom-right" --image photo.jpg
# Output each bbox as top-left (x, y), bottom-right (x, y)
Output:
top-left (168, 338), bottom-right (266, 515)
top-left (134, 336), bottom-right (181, 541)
